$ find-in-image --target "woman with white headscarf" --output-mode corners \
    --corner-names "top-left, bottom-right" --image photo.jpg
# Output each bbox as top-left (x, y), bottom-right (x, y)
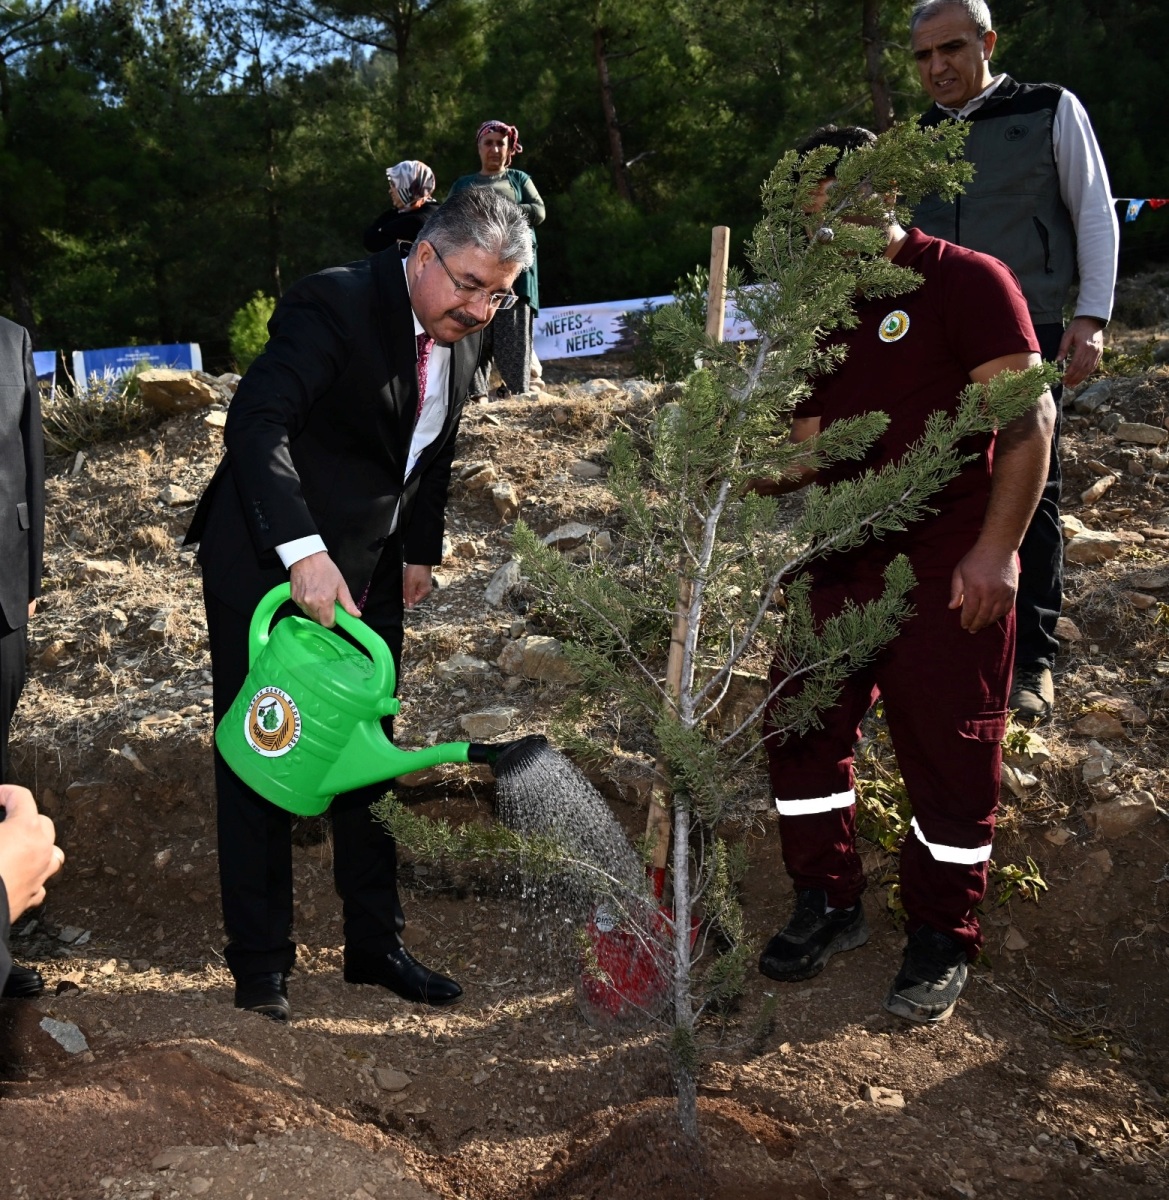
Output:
top-left (448, 120), bottom-right (544, 397)
top-left (363, 160), bottom-right (440, 253)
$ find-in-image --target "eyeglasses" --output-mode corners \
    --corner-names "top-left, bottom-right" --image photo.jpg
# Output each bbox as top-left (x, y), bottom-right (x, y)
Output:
top-left (428, 243), bottom-right (517, 310)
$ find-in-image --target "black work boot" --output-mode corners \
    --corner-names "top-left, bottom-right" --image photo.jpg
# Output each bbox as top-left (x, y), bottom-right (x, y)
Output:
top-left (759, 889), bottom-right (868, 982)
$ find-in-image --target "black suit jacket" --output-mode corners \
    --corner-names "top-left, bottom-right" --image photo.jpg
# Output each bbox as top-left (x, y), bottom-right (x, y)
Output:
top-left (0, 317), bottom-right (44, 631)
top-left (187, 248), bottom-right (482, 613)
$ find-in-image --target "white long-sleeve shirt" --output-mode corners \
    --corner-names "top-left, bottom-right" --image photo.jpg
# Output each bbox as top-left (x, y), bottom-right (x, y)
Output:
top-left (938, 74), bottom-right (1119, 324)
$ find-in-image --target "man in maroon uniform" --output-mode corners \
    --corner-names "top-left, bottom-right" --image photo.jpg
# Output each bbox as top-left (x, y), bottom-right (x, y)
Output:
top-left (753, 126), bottom-right (1054, 1023)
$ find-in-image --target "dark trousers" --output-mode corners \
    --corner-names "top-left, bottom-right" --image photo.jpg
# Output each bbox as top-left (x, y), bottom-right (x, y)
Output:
top-left (205, 544), bottom-right (407, 981)
top-left (764, 574), bottom-right (1013, 956)
top-left (1014, 322), bottom-right (1065, 673)
top-left (0, 611), bottom-right (27, 783)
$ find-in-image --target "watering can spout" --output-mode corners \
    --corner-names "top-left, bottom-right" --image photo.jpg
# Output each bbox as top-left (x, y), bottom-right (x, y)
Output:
top-left (319, 725), bottom-right (477, 797)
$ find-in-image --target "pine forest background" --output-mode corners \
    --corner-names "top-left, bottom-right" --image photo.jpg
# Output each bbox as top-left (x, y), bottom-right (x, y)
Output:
top-left (1, 0), bottom-right (1165, 370)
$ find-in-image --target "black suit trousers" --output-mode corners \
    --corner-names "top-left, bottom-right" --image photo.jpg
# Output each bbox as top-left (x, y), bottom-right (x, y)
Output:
top-left (205, 539), bottom-right (407, 980)
top-left (0, 610), bottom-right (27, 783)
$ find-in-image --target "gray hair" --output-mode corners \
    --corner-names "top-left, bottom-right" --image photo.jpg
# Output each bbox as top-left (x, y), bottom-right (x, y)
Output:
top-left (910, 0), bottom-right (993, 36)
top-left (413, 187), bottom-right (533, 271)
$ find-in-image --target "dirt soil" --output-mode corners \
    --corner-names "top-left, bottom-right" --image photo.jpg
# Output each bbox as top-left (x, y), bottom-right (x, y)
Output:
top-left (4, 318), bottom-right (1169, 1200)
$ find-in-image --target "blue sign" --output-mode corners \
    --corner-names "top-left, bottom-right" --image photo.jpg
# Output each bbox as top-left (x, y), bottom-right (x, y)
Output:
top-left (33, 351), bottom-right (57, 391)
top-left (71, 343), bottom-right (203, 388)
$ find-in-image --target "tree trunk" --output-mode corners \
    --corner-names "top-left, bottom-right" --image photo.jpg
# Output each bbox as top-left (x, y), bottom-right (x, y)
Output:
top-left (592, 26), bottom-right (633, 202)
top-left (671, 800), bottom-right (699, 1139)
top-left (862, 0), bottom-right (895, 132)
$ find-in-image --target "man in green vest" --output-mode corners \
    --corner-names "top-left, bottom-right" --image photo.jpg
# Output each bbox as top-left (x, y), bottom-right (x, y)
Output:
top-left (910, 0), bottom-right (1119, 722)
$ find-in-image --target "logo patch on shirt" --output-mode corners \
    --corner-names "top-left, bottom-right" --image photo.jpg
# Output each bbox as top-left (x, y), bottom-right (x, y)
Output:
top-left (878, 310), bottom-right (910, 343)
top-left (1004, 124), bottom-right (1029, 142)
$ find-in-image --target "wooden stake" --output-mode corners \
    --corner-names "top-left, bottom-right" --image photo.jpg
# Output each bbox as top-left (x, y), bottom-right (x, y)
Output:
top-left (704, 225), bottom-right (730, 343)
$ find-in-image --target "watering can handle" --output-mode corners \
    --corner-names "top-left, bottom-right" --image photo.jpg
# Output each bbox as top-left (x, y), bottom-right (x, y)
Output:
top-left (247, 583), bottom-right (397, 705)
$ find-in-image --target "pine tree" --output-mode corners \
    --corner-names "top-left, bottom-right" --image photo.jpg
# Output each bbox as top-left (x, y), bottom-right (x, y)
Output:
top-left (511, 119), bottom-right (1056, 1137)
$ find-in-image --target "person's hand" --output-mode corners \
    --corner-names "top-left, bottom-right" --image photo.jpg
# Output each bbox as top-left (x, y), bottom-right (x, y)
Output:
top-left (1058, 317), bottom-right (1105, 388)
top-left (289, 552), bottom-right (360, 627)
top-left (0, 785), bottom-right (63, 922)
top-left (27, 599), bottom-right (36, 620)
top-left (403, 564), bottom-right (434, 609)
top-left (949, 542), bottom-right (1018, 633)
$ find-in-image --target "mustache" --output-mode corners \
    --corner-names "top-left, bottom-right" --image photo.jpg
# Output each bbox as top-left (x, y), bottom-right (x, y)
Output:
top-left (446, 308), bottom-right (484, 329)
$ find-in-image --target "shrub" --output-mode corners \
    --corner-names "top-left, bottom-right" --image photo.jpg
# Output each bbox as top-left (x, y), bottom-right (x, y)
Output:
top-left (229, 292), bottom-right (275, 372)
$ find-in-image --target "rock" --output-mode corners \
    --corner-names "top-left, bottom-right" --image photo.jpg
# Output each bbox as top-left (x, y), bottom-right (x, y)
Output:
top-left (57, 925), bottom-right (88, 944)
top-left (1130, 569), bottom-right (1169, 590)
top-left (151, 1149), bottom-right (190, 1171)
top-left (1080, 475), bottom-right (1115, 504)
top-left (491, 481), bottom-right (519, 520)
top-left (1150, 449), bottom-right (1169, 470)
top-left (1053, 616), bottom-right (1082, 641)
top-left (434, 654), bottom-right (494, 683)
top-left (1081, 741), bottom-right (1115, 782)
top-left (1099, 411), bottom-right (1122, 435)
top-left (1072, 380), bottom-right (1113, 414)
top-left (108, 607), bottom-right (129, 634)
top-left (521, 635), bottom-right (579, 683)
top-left (496, 640), bottom-right (525, 676)
top-left (542, 522), bottom-right (594, 550)
top-left (1084, 458), bottom-right (1113, 476)
top-left (1060, 514), bottom-right (1087, 538)
top-left (189, 1179), bottom-right (212, 1195)
top-left (484, 560), bottom-right (521, 607)
top-left (622, 379), bottom-right (658, 403)
top-left (98, 958), bottom-right (117, 975)
top-left (595, 530), bottom-right (613, 553)
top-left (1003, 730), bottom-right (1051, 771)
top-left (37, 639), bottom-right (69, 668)
top-left (216, 372), bottom-right (241, 393)
top-left (1044, 826), bottom-right (1073, 846)
top-left (1082, 691), bottom-right (1148, 725)
top-left (136, 368), bottom-right (223, 414)
top-left (995, 1160), bottom-right (1046, 1184)
top-left (158, 483), bottom-right (195, 506)
top-left (65, 779), bottom-right (102, 800)
top-left (74, 559), bottom-right (128, 583)
top-left (569, 459), bottom-right (604, 479)
top-left (146, 611), bottom-right (170, 641)
top-left (459, 706), bottom-right (519, 739)
top-left (1003, 926), bottom-right (1029, 951)
top-left (39, 1017), bottom-right (89, 1054)
top-left (1124, 591), bottom-right (1159, 610)
top-left (551, 406), bottom-right (570, 425)
top-left (461, 462), bottom-right (498, 489)
top-left (203, 410), bottom-right (227, 428)
top-left (1115, 421), bottom-right (1168, 446)
top-left (1000, 763), bottom-right (1038, 798)
top-left (1086, 791), bottom-right (1158, 838)
top-left (1129, 459), bottom-right (1147, 477)
top-left (861, 1084), bottom-right (905, 1109)
top-left (578, 378), bottom-right (620, 396)
top-left (1064, 530), bottom-right (1126, 564)
top-left (1072, 711), bottom-right (1127, 739)
top-left (373, 1067), bottom-right (411, 1092)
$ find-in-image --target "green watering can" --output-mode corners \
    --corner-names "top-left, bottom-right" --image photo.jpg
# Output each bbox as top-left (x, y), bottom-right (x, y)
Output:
top-left (216, 583), bottom-right (500, 817)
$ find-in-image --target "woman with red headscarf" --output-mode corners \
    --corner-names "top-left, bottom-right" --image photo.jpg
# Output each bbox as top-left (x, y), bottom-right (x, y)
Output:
top-left (448, 120), bottom-right (544, 397)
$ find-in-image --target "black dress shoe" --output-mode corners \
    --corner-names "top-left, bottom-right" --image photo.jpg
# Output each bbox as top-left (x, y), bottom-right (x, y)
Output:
top-left (2, 963), bottom-right (45, 999)
top-left (343, 943), bottom-right (463, 1007)
top-left (233, 972), bottom-right (290, 1022)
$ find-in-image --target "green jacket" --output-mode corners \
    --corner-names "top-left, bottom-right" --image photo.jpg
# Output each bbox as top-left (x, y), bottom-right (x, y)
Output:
top-left (448, 169), bottom-right (544, 313)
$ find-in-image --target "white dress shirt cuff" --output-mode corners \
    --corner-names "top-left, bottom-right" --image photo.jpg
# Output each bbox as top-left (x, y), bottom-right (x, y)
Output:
top-left (276, 534), bottom-right (328, 569)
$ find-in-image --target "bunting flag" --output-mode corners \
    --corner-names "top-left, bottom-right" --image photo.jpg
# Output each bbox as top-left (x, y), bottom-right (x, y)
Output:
top-left (1117, 197), bottom-right (1169, 223)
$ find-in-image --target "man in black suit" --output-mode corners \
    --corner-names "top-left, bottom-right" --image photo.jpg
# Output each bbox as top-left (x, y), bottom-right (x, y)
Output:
top-left (186, 188), bottom-right (532, 1021)
top-left (0, 315), bottom-right (47, 1001)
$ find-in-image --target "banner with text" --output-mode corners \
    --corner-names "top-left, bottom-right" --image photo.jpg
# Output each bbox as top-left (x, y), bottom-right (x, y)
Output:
top-left (72, 342), bottom-right (203, 389)
top-left (534, 293), bottom-right (758, 361)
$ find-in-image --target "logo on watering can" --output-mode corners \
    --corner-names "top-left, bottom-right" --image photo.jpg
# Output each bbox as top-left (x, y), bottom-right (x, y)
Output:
top-left (244, 687), bottom-right (302, 757)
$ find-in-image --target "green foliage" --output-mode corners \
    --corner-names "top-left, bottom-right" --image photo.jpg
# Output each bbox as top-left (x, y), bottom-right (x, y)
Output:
top-left (991, 856), bottom-right (1049, 906)
top-left (1099, 339), bottom-right (1156, 378)
top-left (229, 292), bottom-right (275, 372)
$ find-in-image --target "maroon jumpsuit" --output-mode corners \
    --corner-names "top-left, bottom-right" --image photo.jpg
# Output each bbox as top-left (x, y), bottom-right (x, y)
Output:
top-left (765, 229), bottom-right (1039, 956)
